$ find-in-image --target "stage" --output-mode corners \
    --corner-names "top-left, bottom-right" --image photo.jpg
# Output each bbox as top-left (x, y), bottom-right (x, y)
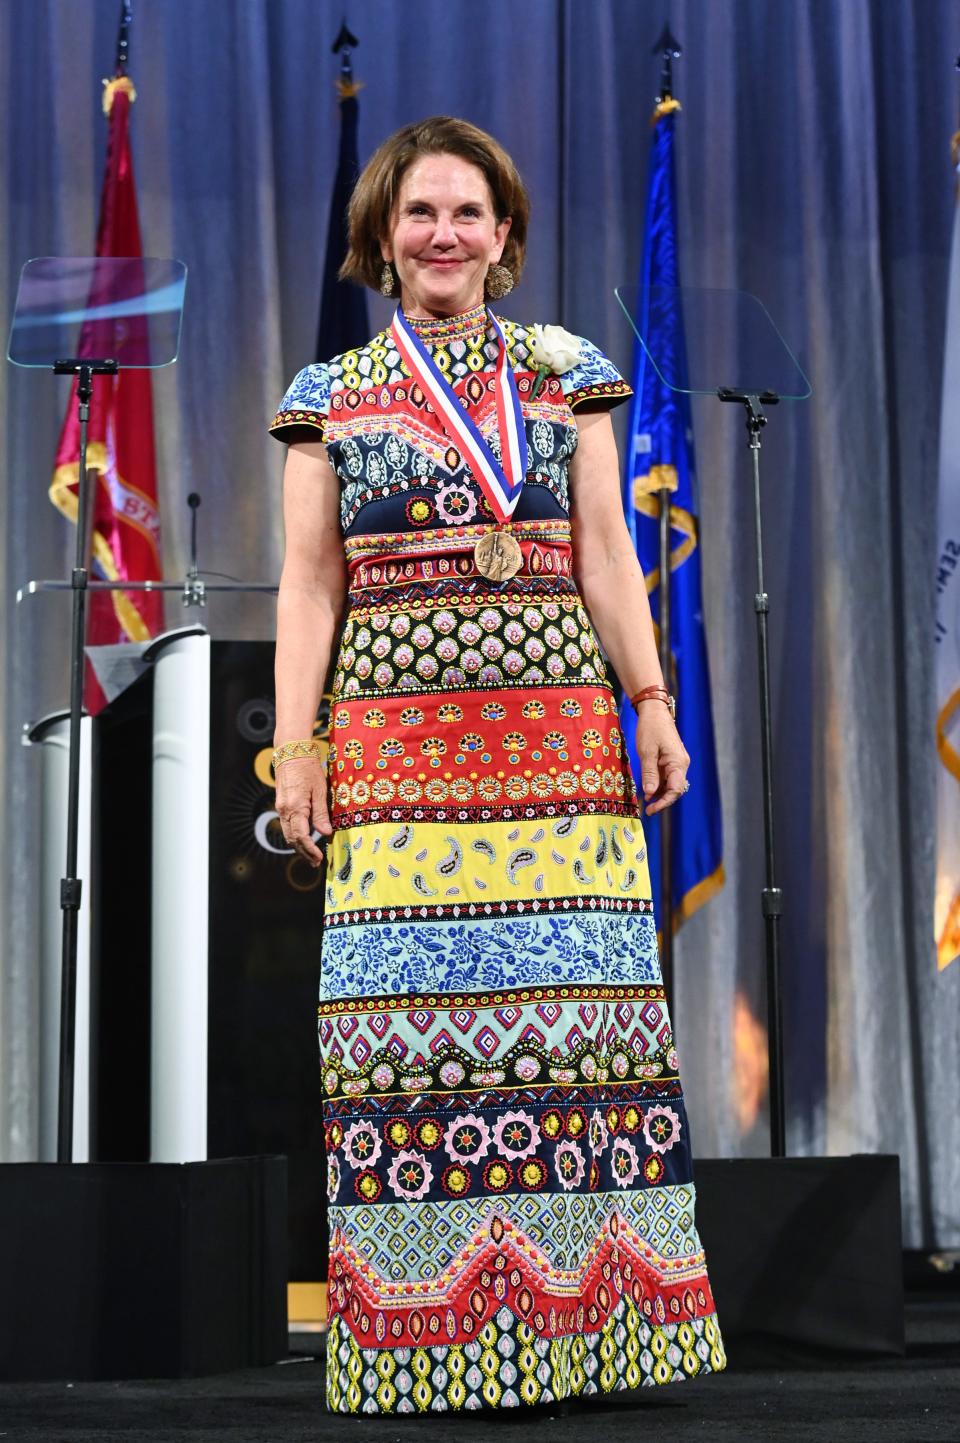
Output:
top-left (0, 1292), bottom-right (955, 1442)
top-left (2, 3), bottom-right (960, 1437)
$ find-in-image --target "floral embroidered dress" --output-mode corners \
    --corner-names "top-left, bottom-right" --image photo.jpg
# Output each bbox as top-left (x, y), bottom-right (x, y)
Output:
top-left (270, 301), bottom-right (726, 1415)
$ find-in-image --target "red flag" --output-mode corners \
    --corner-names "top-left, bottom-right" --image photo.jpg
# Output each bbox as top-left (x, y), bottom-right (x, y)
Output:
top-left (49, 74), bottom-right (163, 715)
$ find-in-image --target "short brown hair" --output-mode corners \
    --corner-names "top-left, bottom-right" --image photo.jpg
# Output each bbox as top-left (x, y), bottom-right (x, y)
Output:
top-left (340, 116), bottom-right (530, 292)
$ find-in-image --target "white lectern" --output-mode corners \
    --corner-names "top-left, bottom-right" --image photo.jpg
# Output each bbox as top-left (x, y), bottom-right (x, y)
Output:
top-left (145, 628), bottom-right (211, 1162)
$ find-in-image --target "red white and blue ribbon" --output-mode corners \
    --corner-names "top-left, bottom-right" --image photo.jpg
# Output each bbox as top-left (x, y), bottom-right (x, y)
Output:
top-left (391, 305), bottom-right (527, 524)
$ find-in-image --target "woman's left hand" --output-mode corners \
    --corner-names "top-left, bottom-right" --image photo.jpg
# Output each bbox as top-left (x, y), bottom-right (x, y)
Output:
top-left (634, 705), bottom-right (691, 814)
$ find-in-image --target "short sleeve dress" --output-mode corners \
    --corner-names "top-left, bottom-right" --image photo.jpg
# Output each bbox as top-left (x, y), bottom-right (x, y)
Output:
top-left (270, 301), bottom-right (726, 1415)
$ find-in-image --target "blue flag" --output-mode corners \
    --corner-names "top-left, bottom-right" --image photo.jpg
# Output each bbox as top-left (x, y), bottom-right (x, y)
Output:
top-left (316, 79), bottom-right (369, 363)
top-left (618, 100), bottom-right (724, 932)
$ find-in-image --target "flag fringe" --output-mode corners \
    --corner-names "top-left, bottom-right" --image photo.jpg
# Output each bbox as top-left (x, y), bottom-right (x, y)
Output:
top-left (634, 463), bottom-right (679, 496)
top-left (936, 890), bottom-right (960, 970)
top-left (673, 861), bottom-right (725, 929)
top-left (49, 450), bottom-right (154, 644)
top-left (935, 689), bottom-right (960, 968)
top-left (655, 862), bottom-right (726, 948)
top-left (936, 687), bottom-right (960, 782)
top-left (633, 492), bottom-right (698, 593)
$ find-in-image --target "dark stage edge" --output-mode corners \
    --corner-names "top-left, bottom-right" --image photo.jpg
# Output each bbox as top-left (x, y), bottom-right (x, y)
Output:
top-left (0, 1301), bottom-right (956, 1442)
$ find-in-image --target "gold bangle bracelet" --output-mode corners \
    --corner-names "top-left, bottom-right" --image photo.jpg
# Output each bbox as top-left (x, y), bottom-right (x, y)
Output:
top-left (272, 738), bottom-right (324, 768)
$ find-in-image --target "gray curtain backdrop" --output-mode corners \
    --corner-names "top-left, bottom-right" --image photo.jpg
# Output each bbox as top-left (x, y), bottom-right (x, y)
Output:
top-left (1, 0), bottom-right (957, 1248)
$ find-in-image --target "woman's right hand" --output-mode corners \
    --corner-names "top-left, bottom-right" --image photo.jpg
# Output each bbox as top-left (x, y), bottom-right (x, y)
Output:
top-left (275, 757), bottom-right (332, 868)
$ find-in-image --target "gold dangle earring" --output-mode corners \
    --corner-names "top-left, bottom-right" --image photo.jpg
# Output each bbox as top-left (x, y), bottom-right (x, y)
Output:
top-left (380, 264), bottom-right (396, 297)
top-left (484, 263), bottom-right (514, 300)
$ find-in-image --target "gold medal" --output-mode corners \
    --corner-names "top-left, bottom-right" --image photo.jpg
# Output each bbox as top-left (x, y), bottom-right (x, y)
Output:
top-left (474, 529), bottom-right (523, 582)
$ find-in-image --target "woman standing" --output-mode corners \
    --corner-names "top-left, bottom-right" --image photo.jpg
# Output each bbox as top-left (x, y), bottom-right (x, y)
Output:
top-left (270, 116), bottom-right (726, 1415)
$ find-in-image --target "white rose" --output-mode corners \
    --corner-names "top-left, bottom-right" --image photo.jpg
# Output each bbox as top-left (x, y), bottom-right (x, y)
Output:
top-left (528, 324), bottom-right (581, 375)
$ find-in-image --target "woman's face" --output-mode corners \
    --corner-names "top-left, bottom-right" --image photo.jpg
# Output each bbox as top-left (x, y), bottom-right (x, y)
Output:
top-left (381, 152), bottom-right (512, 318)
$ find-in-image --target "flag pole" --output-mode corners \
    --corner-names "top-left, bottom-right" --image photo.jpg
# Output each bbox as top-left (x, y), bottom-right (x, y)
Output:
top-left (315, 20), bottom-right (368, 364)
top-left (651, 27), bottom-right (683, 998)
top-left (331, 19), bottom-right (359, 78)
top-left (115, 0), bottom-right (131, 74)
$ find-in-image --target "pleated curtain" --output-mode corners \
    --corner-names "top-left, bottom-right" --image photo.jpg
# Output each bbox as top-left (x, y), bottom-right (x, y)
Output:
top-left (1, 0), bottom-right (957, 1248)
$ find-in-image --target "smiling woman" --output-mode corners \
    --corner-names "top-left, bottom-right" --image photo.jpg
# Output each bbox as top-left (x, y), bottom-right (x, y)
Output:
top-left (339, 115), bottom-right (529, 304)
top-left (380, 150), bottom-right (512, 318)
top-left (268, 115), bottom-right (721, 1417)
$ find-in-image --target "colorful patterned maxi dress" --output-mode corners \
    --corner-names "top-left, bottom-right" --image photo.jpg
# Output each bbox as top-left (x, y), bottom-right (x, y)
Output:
top-left (270, 301), bottom-right (726, 1414)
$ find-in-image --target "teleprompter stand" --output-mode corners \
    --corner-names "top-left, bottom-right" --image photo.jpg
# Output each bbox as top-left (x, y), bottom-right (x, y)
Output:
top-left (52, 354), bottom-right (118, 1164)
top-left (617, 283), bottom-right (810, 1155)
top-left (616, 284), bottom-right (903, 1359)
top-left (4, 257), bottom-right (288, 1380)
top-left (10, 255), bottom-right (190, 1163)
top-left (716, 384), bottom-right (787, 1152)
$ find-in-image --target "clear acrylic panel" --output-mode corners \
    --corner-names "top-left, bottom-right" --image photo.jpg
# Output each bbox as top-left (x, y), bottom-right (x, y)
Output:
top-left (615, 284), bottom-right (812, 400)
top-left (8, 256), bottom-right (187, 368)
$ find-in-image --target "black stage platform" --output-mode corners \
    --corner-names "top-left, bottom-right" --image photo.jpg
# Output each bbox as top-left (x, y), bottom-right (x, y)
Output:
top-left (0, 1296), bottom-right (956, 1443)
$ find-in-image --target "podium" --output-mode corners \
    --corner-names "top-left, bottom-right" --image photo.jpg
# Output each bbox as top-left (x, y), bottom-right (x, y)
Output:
top-left (26, 629), bottom-right (329, 1282)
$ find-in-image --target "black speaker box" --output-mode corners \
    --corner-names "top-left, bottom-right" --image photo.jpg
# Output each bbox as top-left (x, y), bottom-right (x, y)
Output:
top-left (0, 1156), bottom-right (287, 1381)
top-left (694, 1154), bottom-right (904, 1361)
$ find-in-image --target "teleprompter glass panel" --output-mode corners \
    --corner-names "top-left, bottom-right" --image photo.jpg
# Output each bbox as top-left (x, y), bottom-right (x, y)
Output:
top-left (8, 256), bottom-right (186, 368)
top-left (615, 284), bottom-right (811, 400)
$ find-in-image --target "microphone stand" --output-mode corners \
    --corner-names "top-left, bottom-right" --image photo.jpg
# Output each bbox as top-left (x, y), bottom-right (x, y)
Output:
top-left (184, 492), bottom-right (205, 609)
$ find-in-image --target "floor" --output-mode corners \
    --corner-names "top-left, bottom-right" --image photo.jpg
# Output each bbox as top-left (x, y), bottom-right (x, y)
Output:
top-left (0, 1300), bottom-right (956, 1442)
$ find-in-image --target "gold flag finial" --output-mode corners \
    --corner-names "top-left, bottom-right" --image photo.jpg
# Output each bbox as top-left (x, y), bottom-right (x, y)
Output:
top-left (102, 74), bottom-right (136, 117)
